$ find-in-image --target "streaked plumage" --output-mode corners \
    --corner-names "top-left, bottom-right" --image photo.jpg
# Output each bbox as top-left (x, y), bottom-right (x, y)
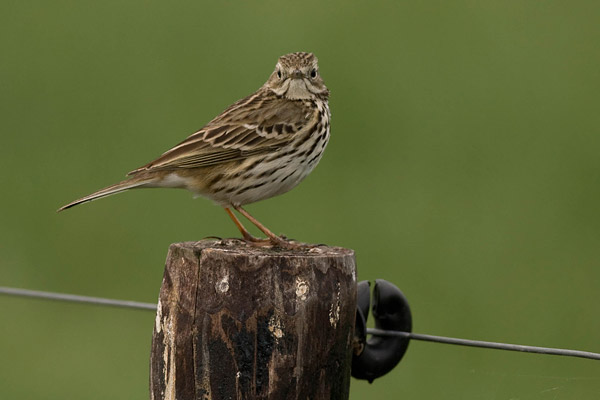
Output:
top-left (59, 52), bottom-right (330, 248)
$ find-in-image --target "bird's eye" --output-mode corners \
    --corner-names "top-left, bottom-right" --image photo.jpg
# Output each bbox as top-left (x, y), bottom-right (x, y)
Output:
top-left (310, 68), bottom-right (317, 79)
top-left (277, 70), bottom-right (282, 79)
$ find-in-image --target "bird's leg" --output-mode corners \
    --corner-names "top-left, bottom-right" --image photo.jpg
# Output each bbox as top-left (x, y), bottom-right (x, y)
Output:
top-left (224, 207), bottom-right (269, 244)
top-left (233, 205), bottom-right (299, 248)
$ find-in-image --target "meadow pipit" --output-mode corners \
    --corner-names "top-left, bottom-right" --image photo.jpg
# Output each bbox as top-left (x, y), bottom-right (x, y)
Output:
top-left (59, 52), bottom-right (331, 248)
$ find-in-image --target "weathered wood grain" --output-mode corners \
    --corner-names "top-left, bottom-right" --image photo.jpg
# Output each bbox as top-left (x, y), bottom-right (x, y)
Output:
top-left (150, 239), bottom-right (356, 400)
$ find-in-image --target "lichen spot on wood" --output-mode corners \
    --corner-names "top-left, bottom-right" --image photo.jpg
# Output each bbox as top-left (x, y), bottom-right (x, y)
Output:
top-left (216, 274), bottom-right (229, 293)
top-left (268, 315), bottom-right (284, 339)
top-left (295, 277), bottom-right (309, 301)
top-left (328, 282), bottom-right (341, 328)
top-left (155, 299), bottom-right (163, 333)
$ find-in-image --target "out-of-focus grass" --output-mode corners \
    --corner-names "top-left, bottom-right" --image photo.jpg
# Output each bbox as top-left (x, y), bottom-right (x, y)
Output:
top-left (1, 1), bottom-right (599, 398)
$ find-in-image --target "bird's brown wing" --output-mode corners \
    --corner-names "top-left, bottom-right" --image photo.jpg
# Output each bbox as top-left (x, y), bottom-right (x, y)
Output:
top-left (128, 90), bottom-right (314, 175)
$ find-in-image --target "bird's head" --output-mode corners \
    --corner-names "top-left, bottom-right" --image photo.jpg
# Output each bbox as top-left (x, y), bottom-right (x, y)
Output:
top-left (265, 52), bottom-right (329, 100)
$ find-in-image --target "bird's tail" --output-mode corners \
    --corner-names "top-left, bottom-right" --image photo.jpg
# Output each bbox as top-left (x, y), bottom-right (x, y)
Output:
top-left (58, 177), bottom-right (152, 212)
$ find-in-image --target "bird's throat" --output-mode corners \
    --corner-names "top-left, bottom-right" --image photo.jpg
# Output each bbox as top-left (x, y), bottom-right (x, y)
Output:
top-left (285, 79), bottom-right (313, 100)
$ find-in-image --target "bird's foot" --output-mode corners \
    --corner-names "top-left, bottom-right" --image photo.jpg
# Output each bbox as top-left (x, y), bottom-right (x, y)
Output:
top-left (268, 235), bottom-right (303, 249)
top-left (239, 232), bottom-right (304, 249)
top-left (240, 231), bottom-right (272, 246)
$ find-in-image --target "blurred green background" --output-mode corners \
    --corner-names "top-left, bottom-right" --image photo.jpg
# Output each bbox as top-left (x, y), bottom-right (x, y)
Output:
top-left (2, 0), bottom-right (599, 398)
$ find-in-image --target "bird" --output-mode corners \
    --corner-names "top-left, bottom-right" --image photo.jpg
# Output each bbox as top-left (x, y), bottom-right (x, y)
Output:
top-left (59, 52), bottom-right (331, 248)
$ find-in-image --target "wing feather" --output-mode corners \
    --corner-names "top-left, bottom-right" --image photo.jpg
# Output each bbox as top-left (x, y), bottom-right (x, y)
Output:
top-left (128, 89), bottom-right (315, 175)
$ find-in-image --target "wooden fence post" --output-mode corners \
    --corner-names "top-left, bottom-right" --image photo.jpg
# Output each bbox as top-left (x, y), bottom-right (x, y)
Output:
top-left (150, 239), bottom-right (357, 400)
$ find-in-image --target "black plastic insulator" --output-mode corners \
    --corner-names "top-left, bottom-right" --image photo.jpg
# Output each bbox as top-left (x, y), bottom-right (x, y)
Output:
top-left (351, 279), bottom-right (412, 383)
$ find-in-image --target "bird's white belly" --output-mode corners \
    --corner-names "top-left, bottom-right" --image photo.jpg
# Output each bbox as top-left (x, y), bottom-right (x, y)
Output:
top-left (229, 154), bottom-right (317, 205)
top-left (214, 125), bottom-right (329, 206)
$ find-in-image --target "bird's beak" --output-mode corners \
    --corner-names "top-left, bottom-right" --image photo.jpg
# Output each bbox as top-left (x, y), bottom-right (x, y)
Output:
top-left (291, 69), bottom-right (303, 79)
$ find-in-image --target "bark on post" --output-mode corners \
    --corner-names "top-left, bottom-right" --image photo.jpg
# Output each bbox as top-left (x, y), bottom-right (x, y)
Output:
top-left (150, 239), bottom-right (357, 400)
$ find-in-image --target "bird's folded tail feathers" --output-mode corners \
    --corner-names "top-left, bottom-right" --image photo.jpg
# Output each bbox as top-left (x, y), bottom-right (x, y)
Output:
top-left (57, 178), bottom-right (151, 212)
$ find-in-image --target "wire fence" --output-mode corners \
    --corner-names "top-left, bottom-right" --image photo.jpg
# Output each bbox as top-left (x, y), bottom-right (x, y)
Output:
top-left (1, 285), bottom-right (599, 361)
